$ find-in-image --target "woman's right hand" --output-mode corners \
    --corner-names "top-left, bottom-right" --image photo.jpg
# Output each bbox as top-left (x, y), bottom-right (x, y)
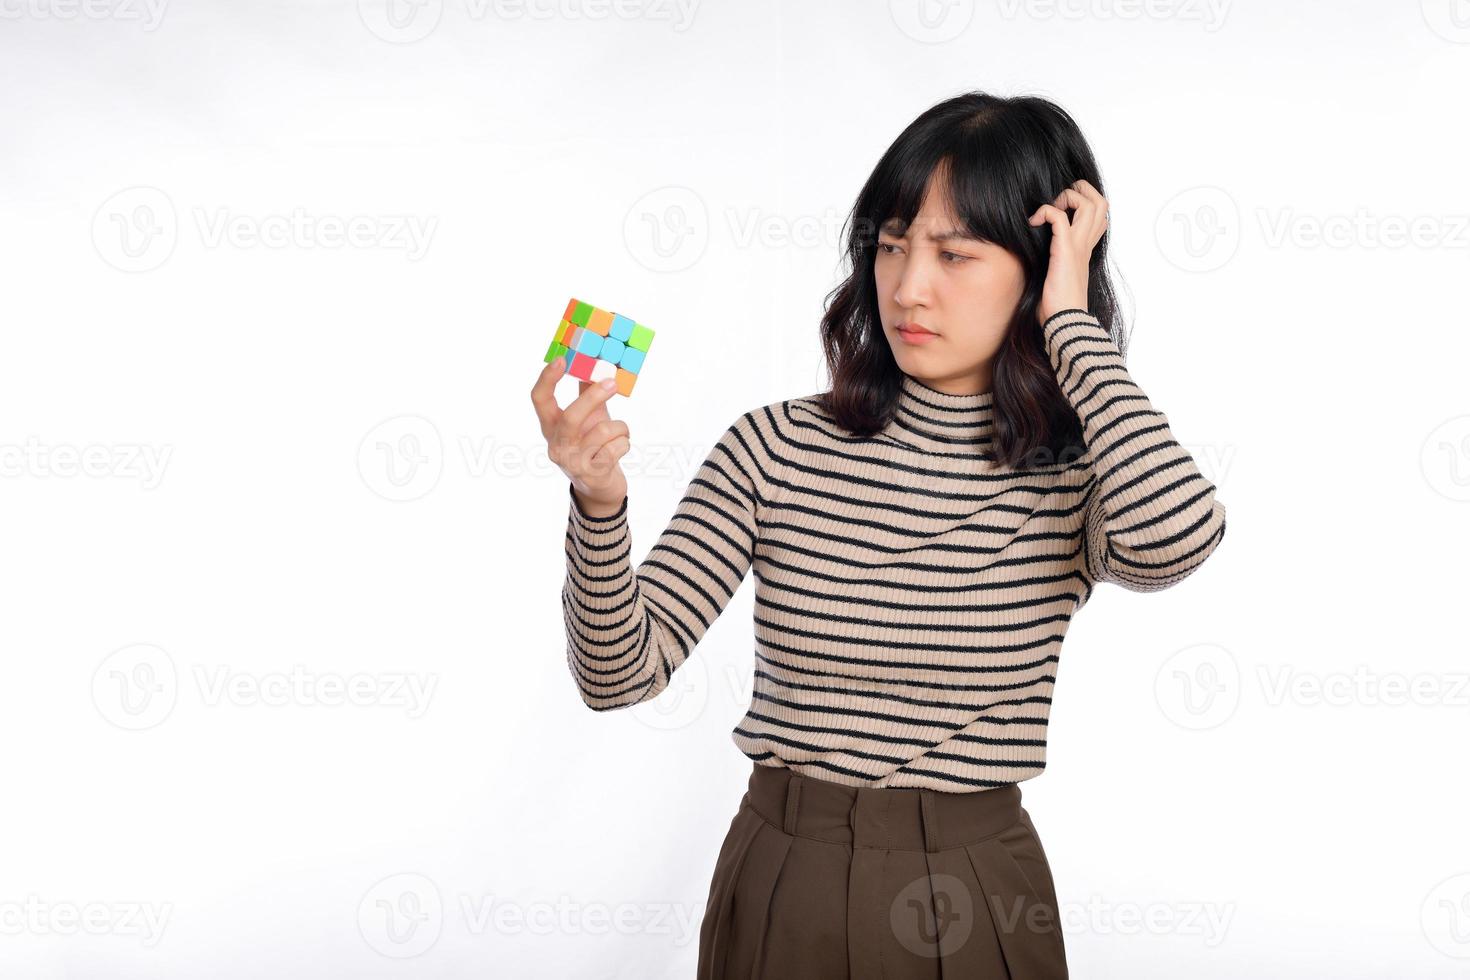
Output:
top-left (531, 358), bottom-right (630, 516)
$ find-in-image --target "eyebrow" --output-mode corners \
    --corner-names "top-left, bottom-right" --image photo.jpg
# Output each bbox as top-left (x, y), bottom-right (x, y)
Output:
top-left (878, 220), bottom-right (985, 244)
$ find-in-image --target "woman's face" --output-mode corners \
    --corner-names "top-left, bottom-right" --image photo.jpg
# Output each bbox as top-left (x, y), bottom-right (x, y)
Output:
top-left (874, 175), bottom-right (1027, 397)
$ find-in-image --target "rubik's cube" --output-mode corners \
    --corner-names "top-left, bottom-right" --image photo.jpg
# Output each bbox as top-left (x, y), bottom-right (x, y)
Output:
top-left (544, 297), bottom-right (655, 396)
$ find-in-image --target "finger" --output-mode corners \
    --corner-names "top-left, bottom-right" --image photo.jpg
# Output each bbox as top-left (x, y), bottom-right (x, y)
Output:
top-left (1028, 203), bottom-right (1070, 231)
top-left (579, 414), bottom-right (632, 461)
top-left (530, 357), bottom-right (568, 438)
top-left (589, 418), bottom-right (631, 444)
top-left (571, 382), bottom-right (613, 442)
top-left (1053, 187), bottom-right (1106, 238)
top-left (553, 379), bottom-right (619, 457)
top-left (1051, 187), bottom-right (1089, 214)
top-left (1072, 185), bottom-right (1109, 237)
top-left (581, 439), bottom-right (609, 477)
top-left (1067, 182), bottom-right (1109, 231)
top-left (588, 435), bottom-right (630, 473)
top-left (578, 418), bottom-right (631, 459)
top-left (1072, 178), bottom-right (1104, 204)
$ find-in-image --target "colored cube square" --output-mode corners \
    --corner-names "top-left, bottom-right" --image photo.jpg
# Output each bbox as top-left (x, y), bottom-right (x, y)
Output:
top-left (542, 296), bottom-right (656, 396)
top-left (589, 358), bottom-right (618, 384)
top-left (586, 308), bottom-right (613, 336)
top-left (600, 337), bottom-right (626, 364)
top-left (627, 323), bottom-right (654, 353)
top-left (618, 346), bottom-right (646, 374)
top-left (575, 330), bottom-right (604, 358)
top-left (567, 351), bottom-right (598, 381)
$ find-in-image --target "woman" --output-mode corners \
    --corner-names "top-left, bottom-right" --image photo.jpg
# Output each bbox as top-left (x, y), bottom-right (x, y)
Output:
top-left (531, 91), bottom-right (1227, 979)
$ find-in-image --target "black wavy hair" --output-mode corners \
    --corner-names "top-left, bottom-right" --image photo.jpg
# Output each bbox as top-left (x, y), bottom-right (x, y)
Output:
top-left (817, 90), bottom-right (1131, 470)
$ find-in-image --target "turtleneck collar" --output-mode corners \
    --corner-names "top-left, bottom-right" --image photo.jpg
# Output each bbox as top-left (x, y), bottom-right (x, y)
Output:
top-left (885, 373), bottom-right (996, 454)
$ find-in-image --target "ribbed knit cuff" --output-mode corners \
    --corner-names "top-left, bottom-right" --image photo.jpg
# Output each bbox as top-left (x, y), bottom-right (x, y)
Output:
top-left (1040, 307), bottom-right (1107, 346)
top-left (567, 483), bottom-right (629, 548)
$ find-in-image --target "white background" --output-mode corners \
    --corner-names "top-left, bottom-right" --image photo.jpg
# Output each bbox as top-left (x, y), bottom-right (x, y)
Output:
top-left (3, 0), bottom-right (1468, 977)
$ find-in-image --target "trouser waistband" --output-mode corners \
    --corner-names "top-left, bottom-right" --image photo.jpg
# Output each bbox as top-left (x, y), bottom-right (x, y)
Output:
top-left (745, 762), bottom-right (1023, 853)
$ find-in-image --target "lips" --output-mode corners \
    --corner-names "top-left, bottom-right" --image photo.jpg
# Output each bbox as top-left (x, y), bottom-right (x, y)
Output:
top-left (897, 322), bottom-right (936, 335)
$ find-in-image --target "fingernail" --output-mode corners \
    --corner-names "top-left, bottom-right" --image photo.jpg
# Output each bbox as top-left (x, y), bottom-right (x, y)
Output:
top-left (599, 378), bottom-right (616, 391)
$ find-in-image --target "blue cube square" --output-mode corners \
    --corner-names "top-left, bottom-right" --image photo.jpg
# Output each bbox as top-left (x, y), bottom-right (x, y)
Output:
top-left (619, 346), bottom-right (645, 374)
top-left (601, 337), bottom-right (626, 364)
top-left (576, 331), bottom-right (604, 358)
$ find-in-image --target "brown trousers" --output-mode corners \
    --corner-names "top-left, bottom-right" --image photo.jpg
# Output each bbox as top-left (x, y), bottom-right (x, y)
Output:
top-left (697, 762), bottom-right (1069, 979)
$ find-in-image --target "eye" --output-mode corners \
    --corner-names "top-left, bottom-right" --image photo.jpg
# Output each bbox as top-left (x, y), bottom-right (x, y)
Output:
top-left (876, 241), bottom-right (900, 255)
top-left (941, 250), bottom-right (969, 264)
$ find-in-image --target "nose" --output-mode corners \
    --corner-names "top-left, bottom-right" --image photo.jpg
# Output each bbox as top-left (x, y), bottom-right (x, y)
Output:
top-left (892, 248), bottom-right (932, 311)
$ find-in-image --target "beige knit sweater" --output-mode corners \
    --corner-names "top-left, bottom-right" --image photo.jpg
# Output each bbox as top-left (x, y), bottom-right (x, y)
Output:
top-left (563, 308), bottom-right (1227, 792)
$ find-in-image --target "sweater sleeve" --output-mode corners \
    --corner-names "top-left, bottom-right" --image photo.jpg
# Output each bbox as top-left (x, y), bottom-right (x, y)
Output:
top-left (562, 409), bottom-right (777, 711)
top-left (1041, 308), bottom-right (1227, 593)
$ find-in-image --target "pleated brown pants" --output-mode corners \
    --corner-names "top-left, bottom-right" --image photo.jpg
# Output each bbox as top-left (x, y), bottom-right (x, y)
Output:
top-left (696, 761), bottom-right (1069, 979)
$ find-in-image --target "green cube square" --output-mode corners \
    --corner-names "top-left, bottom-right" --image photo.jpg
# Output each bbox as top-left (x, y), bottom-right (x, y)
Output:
top-left (627, 323), bottom-right (655, 353)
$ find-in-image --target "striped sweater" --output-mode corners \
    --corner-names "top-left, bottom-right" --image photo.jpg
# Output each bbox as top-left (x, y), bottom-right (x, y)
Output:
top-left (562, 308), bottom-right (1227, 792)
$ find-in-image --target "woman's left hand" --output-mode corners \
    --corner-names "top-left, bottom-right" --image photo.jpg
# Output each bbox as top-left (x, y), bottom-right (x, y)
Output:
top-left (1028, 179), bottom-right (1109, 326)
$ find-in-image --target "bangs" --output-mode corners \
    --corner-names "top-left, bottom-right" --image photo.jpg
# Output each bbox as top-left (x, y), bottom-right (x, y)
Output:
top-left (855, 129), bottom-right (1030, 255)
top-left (942, 137), bottom-right (1024, 247)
